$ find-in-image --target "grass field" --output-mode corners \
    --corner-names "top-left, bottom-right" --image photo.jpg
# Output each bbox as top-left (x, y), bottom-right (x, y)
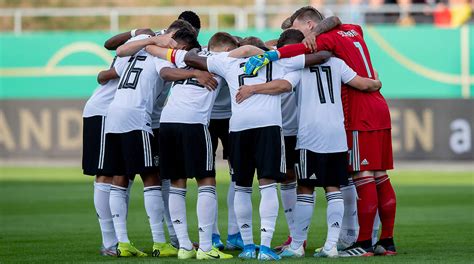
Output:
top-left (0, 167), bottom-right (473, 263)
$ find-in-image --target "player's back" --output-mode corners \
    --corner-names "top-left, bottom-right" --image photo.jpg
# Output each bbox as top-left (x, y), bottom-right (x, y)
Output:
top-left (207, 52), bottom-right (304, 132)
top-left (161, 50), bottom-right (222, 125)
top-left (296, 57), bottom-right (352, 153)
top-left (317, 24), bottom-right (391, 131)
top-left (106, 47), bottom-right (165, 134)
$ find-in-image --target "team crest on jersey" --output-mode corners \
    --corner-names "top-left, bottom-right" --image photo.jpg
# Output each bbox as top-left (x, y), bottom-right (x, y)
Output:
top-left (154, 155), bottom-right (159, 166)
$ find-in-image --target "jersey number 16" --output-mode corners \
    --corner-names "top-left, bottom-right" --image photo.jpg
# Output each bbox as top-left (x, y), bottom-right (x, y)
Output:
top-left (118, 55), bottom-right (147, 90)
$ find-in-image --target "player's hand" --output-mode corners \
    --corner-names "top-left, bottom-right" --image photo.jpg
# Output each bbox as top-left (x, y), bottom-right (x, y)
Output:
top-left (374, 69), bottom-right (379, 80)
top-left (136, 28), bottom-right (155, 36)
top-left (151, 35), bottom-right (177, 49)
top-left (194, 70), bottom-right (218, 91)
top-left (302, 31), bottom-right (317, 52)
top-left (243, 51), bottom-right (279, 75)
top-left (236, 85), bottom-right (255, 103)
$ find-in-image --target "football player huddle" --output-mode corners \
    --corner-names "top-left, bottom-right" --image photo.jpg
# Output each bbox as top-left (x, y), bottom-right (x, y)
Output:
top-left (82, 7), bottom-right (397, 260)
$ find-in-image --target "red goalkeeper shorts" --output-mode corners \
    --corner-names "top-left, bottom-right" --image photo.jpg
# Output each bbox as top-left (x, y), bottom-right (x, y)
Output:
top-left (346, 129), bottom-right (394, 172)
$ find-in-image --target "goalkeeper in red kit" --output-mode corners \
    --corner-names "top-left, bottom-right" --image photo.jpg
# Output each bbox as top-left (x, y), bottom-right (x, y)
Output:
top-left (244, 6), bottom-right (397, 257)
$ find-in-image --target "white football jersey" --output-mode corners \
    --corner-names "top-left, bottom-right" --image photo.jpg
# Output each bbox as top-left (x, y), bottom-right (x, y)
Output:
top-left (82, 56), bottom-right (128, 117)
top-left (281, 90), bottom-right (298, 137)
top-left (210, 81), bottom-right (232, 119)
top-left (160, 50), bottom-right (222, 125)
top-left (150, 79), bottom-right (171, 129)
top-left (105, 35), bottom-right (172, 134)
top-left (207, 52), bottom-right (305, 132)
top-left (285, 57), bottom-right (357, 153)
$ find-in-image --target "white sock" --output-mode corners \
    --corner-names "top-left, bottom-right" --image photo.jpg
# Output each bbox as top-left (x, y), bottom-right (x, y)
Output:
top-left (126, 179), bottom-right (134, 208)
top-left (259, 183), bottom-right (279, 248)
top-left (109, 185), bottom-right (129, 243)
top-left (169, 187), bottom-right (193, 250)
top-left (234, 186), bottom-right (253, 246)
top-left (290, 194), bottom-right (314, 250)
top-left (227, 181), bottom-right (239, 235)
top-left (144, 186), bottom-right (165, 243)
top-left (94, 182), bottom-right (118, 248)
top-left (340, 179), bottom-right (359, 244)
top-left (372, 210), bottom-right (381, 245)
top-left (197, 186), bottom-right (217, 252)
top-left (280, 182), bottom-right (297, 237)
top-left (161, 179), bottom-right (178, 246)
top-left (212, 189), bottom-right (220, 236)
top-left (324, 192), bottom-right (344, 250)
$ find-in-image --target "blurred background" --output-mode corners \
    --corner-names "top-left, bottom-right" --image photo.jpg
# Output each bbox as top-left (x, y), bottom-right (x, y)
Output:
top-left (0, 2), bottom-right (472, 262)
top-left (0, 0), bottom-right (472, 165)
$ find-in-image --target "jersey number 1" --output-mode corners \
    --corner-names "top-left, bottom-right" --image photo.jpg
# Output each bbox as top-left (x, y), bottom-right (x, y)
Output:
top-left (310, 66), bottom-right (334, 104)
top-left (118, 55), bottom-right (147, 90)
top-left (353, 42), bottom-right (372, 78)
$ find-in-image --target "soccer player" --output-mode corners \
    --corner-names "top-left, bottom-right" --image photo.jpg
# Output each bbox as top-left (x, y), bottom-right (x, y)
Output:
top-left (208, 82), bottom-right (243, 250)
top-left (184, 33), bottom-right (330, 261)
top-left (238, 29), bottom-right (382, 258)
top-left (102, 27), bottom-right (206, 257)
top-left (82, 55), bottom-right (129, 256)
top-left (145, 33), bottom-right (241, 260)
top-left (244, 6), bottom-right (397, 257)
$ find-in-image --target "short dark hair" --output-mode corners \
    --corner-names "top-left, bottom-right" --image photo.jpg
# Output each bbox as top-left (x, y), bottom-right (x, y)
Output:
top-left (276, 29), bottom-right (305, 48)
top-left (173, 28), bottom-right (201, 51)
top-left (233, 35), bottom-right (243, 43)
top-left (239, 36), bottom-right (267, 50)
top-left (290, 6), bottom-right (325, 24)
top-left (178, 11), bottom-right (201, 32)
top-left (281, 17), bottom-right (292, 30)
top-left (208, 32), bottom-right (239, 50)
top-left (167, 19), bottom-right (197, 36)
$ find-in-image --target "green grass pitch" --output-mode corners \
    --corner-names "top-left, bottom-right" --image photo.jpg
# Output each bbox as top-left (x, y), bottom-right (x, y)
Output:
top-left (0, 167), bottom-right (473, 263)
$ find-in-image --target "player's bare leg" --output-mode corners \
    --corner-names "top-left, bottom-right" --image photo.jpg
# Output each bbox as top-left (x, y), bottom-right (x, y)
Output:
top-left (373, 170), bottom-right (397, 256)
top-left (94, 175), bottom-right (118, 256)
top-left (275, 169), bottom-right (298, 251)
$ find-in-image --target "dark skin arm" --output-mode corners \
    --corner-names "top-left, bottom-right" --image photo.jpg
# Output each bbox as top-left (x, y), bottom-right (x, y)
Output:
top-left (303, 51), bottom-right (333, 67)
top-left (304, 16), bottom-right (342, 51)
top-left (104, 28), bottom-right (155, 50)
top-left (97, 68), bottom-right (119, 85)
top-left (159, 67), bottom-right (218, 90)
top-left (183, 48), bottom-right (209, 71)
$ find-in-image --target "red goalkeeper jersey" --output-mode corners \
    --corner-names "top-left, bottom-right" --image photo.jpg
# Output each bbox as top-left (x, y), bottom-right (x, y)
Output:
top-left (278, 24), bottom-right (391, 131)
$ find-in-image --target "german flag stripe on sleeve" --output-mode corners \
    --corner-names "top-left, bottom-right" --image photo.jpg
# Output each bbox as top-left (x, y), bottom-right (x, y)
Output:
top-left (166, 49), bottom-right (178, 64)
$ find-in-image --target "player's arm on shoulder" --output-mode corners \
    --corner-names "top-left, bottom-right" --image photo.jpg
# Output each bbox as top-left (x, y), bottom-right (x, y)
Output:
top-left (228, 45), bottom-right (265, 58)
top-left (159, 67), bottom-right (218, 91)
top-left (347, 76), bottom-right (381, 92)
top-left (184, 48), bottom-right (209, 71)
top-left (116, 35), bottom-right (177, 57)
top-left (235, 77), bottom-right (295, 104)
top-left (303, 16), bottom-right (341, 52)
top-left (304, 51), bottom-right (332, 67)
top-left (145, 45), bottom-right (169, 60)
top-left (265, 39), bottom-right (278, 49)
top-left (104, 28), bottom-right (154, 50)
top-left (314, 16), bottom-right (341, 36)
top-left (97, 68), bottom-right (119, 85)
